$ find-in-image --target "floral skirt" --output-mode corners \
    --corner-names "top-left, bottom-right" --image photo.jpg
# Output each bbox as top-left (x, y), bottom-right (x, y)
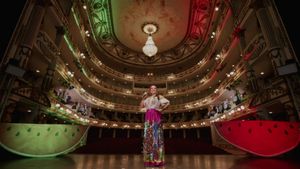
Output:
top-left (143, 109), bottom-right (165, 167)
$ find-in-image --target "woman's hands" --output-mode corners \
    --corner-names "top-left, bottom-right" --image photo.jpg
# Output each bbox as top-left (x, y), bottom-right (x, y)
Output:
top-left (142, 92), bottom-right (148, 99)
top-left (159, 103), bottom-right (169, 112)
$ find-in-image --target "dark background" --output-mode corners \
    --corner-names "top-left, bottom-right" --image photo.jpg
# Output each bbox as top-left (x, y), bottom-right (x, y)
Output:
top-left (274, 0), bottom-right (299, 59)
top-left (0, 0), bottom-right (299, 61)
top-left (0, 0), bottom-right (27, 61)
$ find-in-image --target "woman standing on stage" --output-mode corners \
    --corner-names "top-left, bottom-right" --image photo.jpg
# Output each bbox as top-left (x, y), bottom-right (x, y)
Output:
top-left (140, 85), bottom-right (170, 167)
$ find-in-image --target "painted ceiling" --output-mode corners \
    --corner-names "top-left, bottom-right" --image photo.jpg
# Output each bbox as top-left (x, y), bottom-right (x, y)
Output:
top-left (87, 0), bottom-right (216, 75)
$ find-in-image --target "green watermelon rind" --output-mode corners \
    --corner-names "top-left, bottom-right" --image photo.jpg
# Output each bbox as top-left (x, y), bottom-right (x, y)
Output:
top-left (0, 123), bottom-right (90, 157)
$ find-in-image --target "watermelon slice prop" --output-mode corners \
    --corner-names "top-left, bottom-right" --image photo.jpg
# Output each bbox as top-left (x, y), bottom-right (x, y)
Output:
top-left (212, 120), bottom-right (300, 157)
top-left (0, 123), bottom-right (90, 157)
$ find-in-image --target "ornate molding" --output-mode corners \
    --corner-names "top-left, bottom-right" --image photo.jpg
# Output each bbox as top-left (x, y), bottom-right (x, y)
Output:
top-left (249, 79), bottom-right (288, 107)
top-left (12, 87), bottom-right (51, 107)
top-left (36, 31), bottom-right (60, 60)
top-left (87, 0), bottom-right (214, 65)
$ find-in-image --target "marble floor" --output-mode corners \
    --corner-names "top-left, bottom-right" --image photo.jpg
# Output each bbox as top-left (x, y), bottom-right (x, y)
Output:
top-left (0, 154), bottom-right (299, 169)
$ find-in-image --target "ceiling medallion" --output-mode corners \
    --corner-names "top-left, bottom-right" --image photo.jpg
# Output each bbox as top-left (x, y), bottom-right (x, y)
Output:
top-left (142, 22), bottom-right (159, 57)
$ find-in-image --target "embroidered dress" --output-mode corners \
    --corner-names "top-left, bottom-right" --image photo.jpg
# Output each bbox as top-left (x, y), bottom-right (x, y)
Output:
top-left (142, 95), bottom-right (169, 167)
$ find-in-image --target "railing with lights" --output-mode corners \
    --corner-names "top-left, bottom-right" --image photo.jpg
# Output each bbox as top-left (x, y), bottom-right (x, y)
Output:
top-left (56, 11), bottom-right (255, 97)
top-left (46, 95), bottom-right (253, 130)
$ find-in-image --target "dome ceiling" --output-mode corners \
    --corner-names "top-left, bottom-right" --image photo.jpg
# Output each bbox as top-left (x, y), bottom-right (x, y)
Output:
top-left (87, 0), bottom-right (216, 75)
top-left (111, 0), bottom-right (190, 53)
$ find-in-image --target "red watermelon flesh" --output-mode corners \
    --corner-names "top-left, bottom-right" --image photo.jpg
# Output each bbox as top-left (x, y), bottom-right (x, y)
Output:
top-left (229, 158), bottom-right (300, 169)
top-left (213, 120), bottom-right (300, 157)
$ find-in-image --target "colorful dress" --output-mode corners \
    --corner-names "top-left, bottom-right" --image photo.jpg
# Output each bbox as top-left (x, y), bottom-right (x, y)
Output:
top-left (141, 95), bottom-right (170, 167)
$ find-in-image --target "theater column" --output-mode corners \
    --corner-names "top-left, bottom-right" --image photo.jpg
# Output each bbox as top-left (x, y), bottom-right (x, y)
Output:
top-left (41, 26), bottom-right (66, 92)
top-left (0, 0), bottom-right (49, 118)
top-left (236, 27), bottom-right (259, 93)
top-left (254, 0), bottom-right (300, 119)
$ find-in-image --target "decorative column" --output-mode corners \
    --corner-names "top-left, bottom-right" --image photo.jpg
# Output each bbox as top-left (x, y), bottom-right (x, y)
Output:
top-left (127, 129), bottom-right (130, 138)
top-left (98, 128), bottom-right (103, 138)
top-left (169, 130), bottom-right (172, 139)
top-left (253, 1), bottom-right (284, 70)
top-left (112, 129), bottom-right (116, 138)
top-left (54, 26), bottom-right (66, 47)
top-left (253, 0), bottom-right (300, 119)
top-left (15, 0), bottom-right (49, 68)
top-left (235, 27), bottom-right (259, 93)
top-left (245, 63), bottom-right (259, 93)
top-left (196, 129), bottom-right (200, 139)
top-left (0, 0), bottom-right (49, 118)
top-left (41, 62), bottom-right (56, 92)
top-left (41, 26), bottom-right (65, 92)
top-left (127, 113), bottom-right (131, 122)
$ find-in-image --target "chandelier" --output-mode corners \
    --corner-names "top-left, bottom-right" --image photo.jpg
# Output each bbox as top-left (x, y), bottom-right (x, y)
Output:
top-left (142, 23), bottom-right (158, 57)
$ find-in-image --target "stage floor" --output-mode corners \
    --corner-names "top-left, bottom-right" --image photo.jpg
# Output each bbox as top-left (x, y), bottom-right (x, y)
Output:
top-left (0, 154), bottom-right (299, 169)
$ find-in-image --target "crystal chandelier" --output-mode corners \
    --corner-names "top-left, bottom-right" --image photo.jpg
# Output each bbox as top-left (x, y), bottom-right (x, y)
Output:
top-left (142, 23), bottom-right (158, 57)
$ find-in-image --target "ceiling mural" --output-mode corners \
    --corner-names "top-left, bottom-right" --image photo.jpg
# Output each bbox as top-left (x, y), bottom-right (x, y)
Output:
top-left (111, 0), bottom-right (190, 53)
top-left (87, 0), bottom-right (214, 69)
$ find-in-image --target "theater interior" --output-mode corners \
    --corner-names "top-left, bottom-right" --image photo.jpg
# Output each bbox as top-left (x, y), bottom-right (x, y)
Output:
top-left (0, 0), bottom-right (299, 168)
